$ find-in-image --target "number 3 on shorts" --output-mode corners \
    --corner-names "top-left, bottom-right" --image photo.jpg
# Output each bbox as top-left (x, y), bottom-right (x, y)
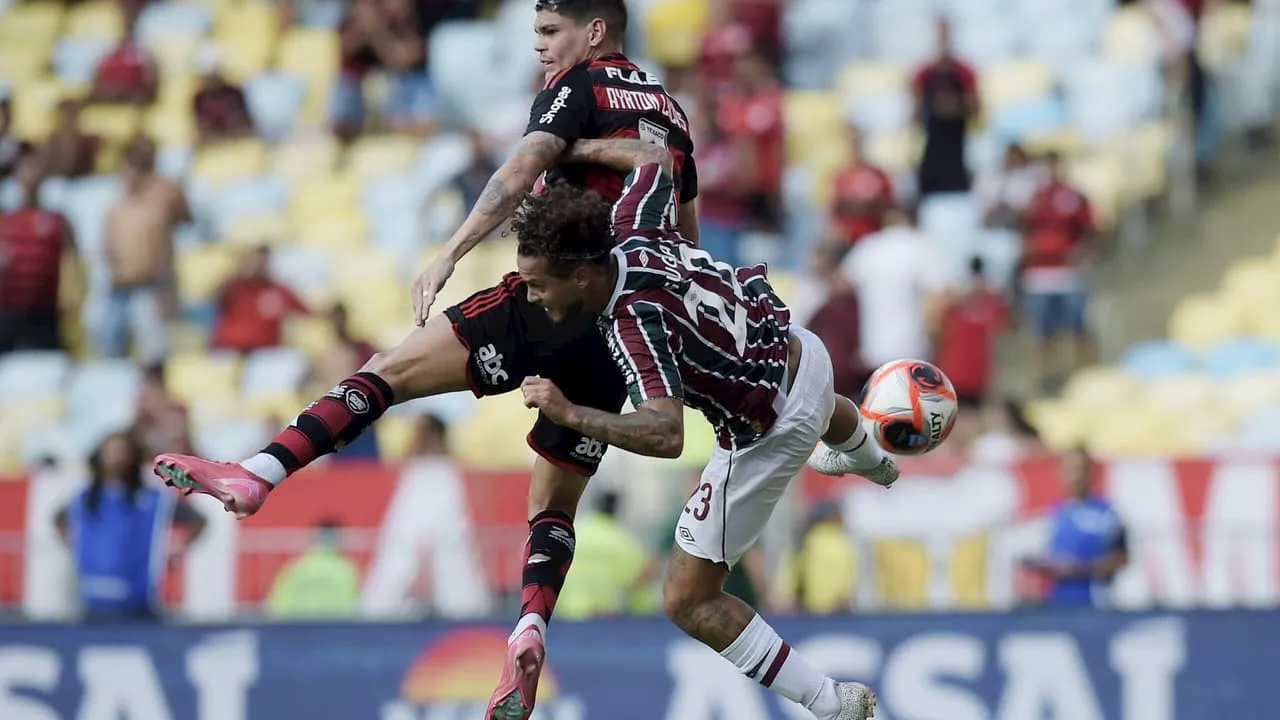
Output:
top-left (686, 482), bottom-right (713, 521)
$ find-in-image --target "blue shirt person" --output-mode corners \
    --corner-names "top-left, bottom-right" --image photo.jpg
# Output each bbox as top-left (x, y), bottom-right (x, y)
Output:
top-left (56, 432), bottom-right (205, 620)
top-left (1024, 448), bottom-right (1128, 608)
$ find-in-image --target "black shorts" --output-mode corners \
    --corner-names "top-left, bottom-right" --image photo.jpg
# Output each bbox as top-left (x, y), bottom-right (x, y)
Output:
top-left (444, 273), bottom-right (627, 477)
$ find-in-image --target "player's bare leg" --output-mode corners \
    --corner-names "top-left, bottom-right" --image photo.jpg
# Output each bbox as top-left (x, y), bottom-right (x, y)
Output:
top-left (154, 315), bottom-right (472, 516)
top-left (487, 458), bottom-right (590, 720)
top-left (663, 547), bottom-right (876, 720)
top-left (809, 395), bottom-right (899, 487)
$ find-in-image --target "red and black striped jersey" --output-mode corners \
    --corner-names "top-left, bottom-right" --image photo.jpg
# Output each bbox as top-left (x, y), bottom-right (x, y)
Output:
top-left (0, 207), bottom-right (69, 313)
top-left (600, 165), bottom-right (791, 450)
top-left (526, 53), bottom-right (697, 220)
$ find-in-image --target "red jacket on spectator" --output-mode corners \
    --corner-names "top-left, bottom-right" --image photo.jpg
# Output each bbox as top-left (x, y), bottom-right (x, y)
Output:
top-left (212, 278), bottom-right (307, 353)
top-left (934, 288), bottom-right (1009, 402)
top-left (830, 161), bottom-right (894, 245)
top-left (1022, 180), bottom-right (1095, 273)
top-left (0, 207), bottom-right (71, 314)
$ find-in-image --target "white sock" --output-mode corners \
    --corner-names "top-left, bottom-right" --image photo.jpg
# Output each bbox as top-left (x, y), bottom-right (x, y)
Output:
top-left (829, 398), bottom-right (885, 466)
top-left (509, 613), bottom-right (547, 645)
top-left (240, 453), bottom-right (287, 486)
top-left (720, 615), bottom-right (842, 719)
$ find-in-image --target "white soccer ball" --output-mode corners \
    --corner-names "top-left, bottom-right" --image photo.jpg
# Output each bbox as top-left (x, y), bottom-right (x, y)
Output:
top-left (860, 359), bottom-right (958, 456)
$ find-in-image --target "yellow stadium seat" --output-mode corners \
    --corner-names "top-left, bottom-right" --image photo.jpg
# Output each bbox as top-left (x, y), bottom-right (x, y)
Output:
top-left (1024, 399), bottom-right (1088, 451)
top-left (0, 42), bottom-right (52, 85)
top-left (216, 0), bottom-right (277, 39)
top-left (332, 248), bottom-right (400, 292)
top-left (863, 127), bottom-right (919, 174)
top-left (277, 28), bottom-right (338, 124)
top-left (215, 33), bottom-right (275, 85)
top-left (345, 135), bottom-right (420, 182)
top-left (1066, 153), bottom-right (1125, 230)
top-left (77, 105), bottom-right (142, 144)
top-left (176, 243), bottom-right (240, 304)
top-left (145, 106), bottom-right (197, 148)
top-left (193, 139), bottom-right (269, 187)
top-left (1220, 256), bottom-right (1280, 308)
top-left (166, 353), bottom-right (242, 405)
top-left (1220, 373), bottom-right (1280, 418)
top-left (980, 59), bottom-right (1055, 111)
top-left (271, 137), bottom-right (341, 181)
top-left (643, 0), bottom-right (710, 69)
top-left (873, 540), bottom-right (930, 610)
top-left (1083, 402), bottom-right (1173, 455)
top-left (835, 61), bottom-right (908, 103)
top-left (1104, 121), bottom-right (1172, 204)
top-left (1168, 293), bottom-right (1248, 351)
top-left (1101, 6), bottom-right (1162, 62)
top-left (156, 73), bottom-right (199, 114)
top-left (0, 397), bottom-right (65, 468)
top-left (285, 315), bottom-right (340, 359)
top-left (65, 1), bottom-right (123, 40)
top-left (1198, 2), bottom-right (1252, 70)
top-left (0, 2), bottom-right (64, 43)
top-left (167, 320), bottom-right (211, 354)
top-left (451, 393), bottom-right (539, 469)
top-left (146, 35), bottom-right (200, 77)
top-left (1021, 127), bottom-right (1086, 159)
top-left (297, 211), bottom-right (369, 250)
top-left (10, 78), bottom-right (66, 141)
top-left (1142, 374), bottom-right (1218, 412)
top-left (226, 213), bottom-right (293, 246)
top-left (784, 92), bottom-right (849, 172)
top-left (376, 415), bottom-right (418, 461)
top-left (1062, 366), bottom-right (1141, 409)
top-left (290, 173), bottom-right (360, 219)
top-left (244, 393), bottom-right (303, 419)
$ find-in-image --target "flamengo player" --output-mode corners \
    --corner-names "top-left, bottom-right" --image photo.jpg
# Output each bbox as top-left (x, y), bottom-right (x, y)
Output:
top-left (510, 144), bottom-right (897, 719)
top-left (151, 2), bottom-right (696, 718)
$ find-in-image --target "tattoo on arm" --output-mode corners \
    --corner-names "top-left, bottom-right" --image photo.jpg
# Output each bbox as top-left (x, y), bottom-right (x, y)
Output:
top-left (446, 131), bottom-right (566, 258)
top-left (569, 403), bottom-right (683, 458)
top-left (560, 139), bottom-right (673, 174)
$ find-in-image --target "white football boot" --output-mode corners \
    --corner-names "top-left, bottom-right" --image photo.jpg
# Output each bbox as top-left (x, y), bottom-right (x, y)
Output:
top-left (807, 444), bottom-right (900, 488)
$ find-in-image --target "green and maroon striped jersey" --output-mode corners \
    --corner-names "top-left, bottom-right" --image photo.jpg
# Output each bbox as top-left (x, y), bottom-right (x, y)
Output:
top-left (601, 164), bottom-right (792, 450)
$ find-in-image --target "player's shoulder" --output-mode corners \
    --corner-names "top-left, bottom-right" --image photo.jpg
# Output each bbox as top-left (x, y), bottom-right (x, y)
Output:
top-left (542, 61), bottom-right (594, 91)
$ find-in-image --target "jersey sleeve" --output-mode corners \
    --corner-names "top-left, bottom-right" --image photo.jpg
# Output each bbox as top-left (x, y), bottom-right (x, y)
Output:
top-left (607, 301), bottom-right (684, 406)
top-left (612, 163), bottom-right (677, 233)
top-left (525, 65), bottom-right (595, 142)
top-left (680, 154), bottom-right (699, 203)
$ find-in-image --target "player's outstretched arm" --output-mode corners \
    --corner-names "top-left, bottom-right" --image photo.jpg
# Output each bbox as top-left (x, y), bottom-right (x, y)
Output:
top-left (523, 376), bottom-right (685, 458)
top-left (560, 139), bottom-right (674, 176)
top-left (412, 131), bottom-right (566, 323)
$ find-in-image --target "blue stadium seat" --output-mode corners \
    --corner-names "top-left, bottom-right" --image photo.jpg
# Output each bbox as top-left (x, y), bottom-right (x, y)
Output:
top-left (51, 37), bottom-right (114, 84)
top-left (871, 0), bottom-right (937, 68)
top-left (993, 98), bottom-right (1068, 144)
top-left (0, 351), bottom-right (71, 402)
top-left (845, 93), bottom-right (912, 134)
top-left (213, 175), bottom-right (290, 235)
top-left (244, 73), bottom-right (308, 140)
top-left (918, 193), bottom-right (980, 271)
top-left (952, 16), bottom-right (1020, 68)
top-left (241, 347), bottom-right (310, 398)
top-left (412, 132), bottom-right (475, 198)
top-left (1119, 340), bottom-right (1200, 378)
top-left (136, 2), bottom-right (213, 45)
top-left (1205, 339), bottom-right (1280, 378)
top-left (1065, 58), bottom-right (1162, 140)
top-left (65, 359), bottom-right (142, 438)
top-left (428, 22), bottom-right (499, 123)
top-left (195, 420), bottom-right (269, 462)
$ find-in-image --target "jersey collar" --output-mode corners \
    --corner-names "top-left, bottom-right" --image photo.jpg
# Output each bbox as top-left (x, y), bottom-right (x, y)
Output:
top-left (603, 246), bottom-right (628, 316)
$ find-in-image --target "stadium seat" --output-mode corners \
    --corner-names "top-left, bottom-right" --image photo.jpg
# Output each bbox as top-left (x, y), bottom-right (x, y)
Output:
top-left (992, 98), bottom-right (1068, 145)
top-left (289, 172), bottom-right (359, 222)
top-left (0, 2), bottom-right (64, 44)
top-left (862, 127), bottom-right (919, 175)
top-left (1220, 256), bottom-right (1280, 307)
top-left (0, 351), bottom-right (70, 406)
top-left (375, 414), bottom-right (418, 461)
top-left (1065, 153), bottom-right (1124, 230)
top-left (215, 31), bottom-right (275, 84)
top-left (784, 92), bottom-right (850, 174)
top-left (1119, 340), bottom-right (1199, 378)
top-left (136, 3), bottom-right (213, 46)
top-left (0, 38), bottom-right (54, 85)
top-left (427, 21), bottom-right (499, 124)
top-left (276, 28), bottom-right (338, 125)
top-left (1083, 402), bottom-right (1179, 455)
top-left (450, 393), bottom-right (538, 469)
top-left (145, 106), bottom-right (198, 148)
top-left (870, 0), bottom-right (938, 68)
top-left (1101, 5), bottom-right (1163, 63)
top-left (1061, 365), bottom-right (1141, 409)
top-left (244, 72), bottom-right (308, 139)
top-left (9, 78), bottom-right (65, 140)
top-left (51, 37), bottom-right (115, 84)
top-left (213, 176), bottom-right (290, 235)
top-left (1064, 58), bottom-right (1162, 141)
top-left (225, 212), bottom-right (293, 246)
top-left (241, 347), bottom-right (310, 398)
top-left (1199, 2), bottom-right (1253, 70)
top-left (413, 132), bottom-right (476, 198)
top-left (0, 397), bottom-right (65, 469)
top-left (285, 315), bottom-right (340, 359)
top-left (64, 359), bottom-right (141, 436)
top-left (296, 210), bottom-right (370, 250)
top-left (81, 103), bottom-right (145, 144)
top-left (1142, 373), bottom-right (1218, 412)
top-left (271, 136), bottom-right (342, 181)
top-left (166, 352), bottom-right (242, 405)
top-left (980, 59), bottom-right (1056, 112)
top-left (175, 244), bottom-right (244, 306)
top-left (269, 245), bottom-right (337, 306)
top-left (1104, 120), bottom-right (1172, 203)
top-left (193, 139), bottom-right (269, 188)
top-left (1219, 373), bottom-right (1280, 421)
top-left (64, 1), bottom-right (122, 40)
top-left (346, 135), bottom-right (420, 183)
top-left (1204, 339), bottom-right (1280, 378)
top-left (845, 93), bottom-right (913, 135)
top-left (195, 419), bottom-right (269, 462)
top-left (918, 193), bottom-right (980, 272)
top-left (643, 0), bottom-right (711, 69)
top-left (835, 61), bottom-right (908, 104)
top-left (1168, 293), bottom-right (1249, 351)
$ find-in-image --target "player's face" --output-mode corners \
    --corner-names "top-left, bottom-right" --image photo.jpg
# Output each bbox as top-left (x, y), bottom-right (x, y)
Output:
top-left (518, 254), bottom-right (587, 323)
top-left (534, 10), bottom-right (594, 77)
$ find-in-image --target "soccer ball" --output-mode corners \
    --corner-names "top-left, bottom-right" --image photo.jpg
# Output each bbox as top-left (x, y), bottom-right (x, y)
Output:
top-left (860, 359), bottom-right (958, 456)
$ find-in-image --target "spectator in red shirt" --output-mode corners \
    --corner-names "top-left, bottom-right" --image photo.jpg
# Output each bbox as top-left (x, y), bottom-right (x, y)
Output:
top-left (89, 8), bottom-right (158, 106)
top-left (42, 100), bottom-right (101, 178)
top-left (699, 4), bottom-right (753, 93)
top-left (689, 91), bottom-right (755, 266)
top-left (192, 49), bottom-right (254, 146)
top-left (0, 147), bottom-right (80, 353)
top-left (718, 48), bottom-right (784, 229)
top-left (827, 124), bottom-right (894, 247)
top-left (912, 18), bottom-right (979, 199)
top-left (211, 246), bottom-right (308, 354)
top-left (933, 255), bottom-right (1009, 418)
top-left (1020, 152), bottom-right (1096, 390)
top-left (807, 242), bottom-right (872, 399)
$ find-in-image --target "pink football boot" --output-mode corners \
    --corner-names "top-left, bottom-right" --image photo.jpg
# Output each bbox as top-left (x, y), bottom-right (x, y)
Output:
top-left (486, 625), bottom-right (546, 720)
top-left (153, 454), bottom-right (271, 519)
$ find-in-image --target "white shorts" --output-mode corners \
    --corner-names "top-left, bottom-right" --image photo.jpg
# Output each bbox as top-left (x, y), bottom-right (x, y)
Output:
top-left (674, 326), bottom-right (836, 567)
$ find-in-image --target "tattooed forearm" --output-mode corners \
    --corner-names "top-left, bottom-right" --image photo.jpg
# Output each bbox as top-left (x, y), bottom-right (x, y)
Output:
top-left (561, 139), bottom-right (673, 174)
top-left (442, 131), bottom-right (567, 260)
top-left (567, 404), bottom-right (684, 458)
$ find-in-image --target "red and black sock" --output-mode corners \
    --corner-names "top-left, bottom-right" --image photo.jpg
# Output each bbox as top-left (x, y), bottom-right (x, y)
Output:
top-left (262, 372), bottom-right (394, 476)
top-left (519, 510), bottom-right (576, 625)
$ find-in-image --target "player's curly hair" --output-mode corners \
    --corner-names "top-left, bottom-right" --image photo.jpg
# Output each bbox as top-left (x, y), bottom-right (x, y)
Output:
top-left (512, 183), bottom-right (614, 277)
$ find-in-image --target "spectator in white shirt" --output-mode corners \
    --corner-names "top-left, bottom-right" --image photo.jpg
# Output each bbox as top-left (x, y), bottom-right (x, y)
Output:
top-left (973, 144), bottom-right (1049, 230)
top-left (839, 208), bottom-right (950, 367)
